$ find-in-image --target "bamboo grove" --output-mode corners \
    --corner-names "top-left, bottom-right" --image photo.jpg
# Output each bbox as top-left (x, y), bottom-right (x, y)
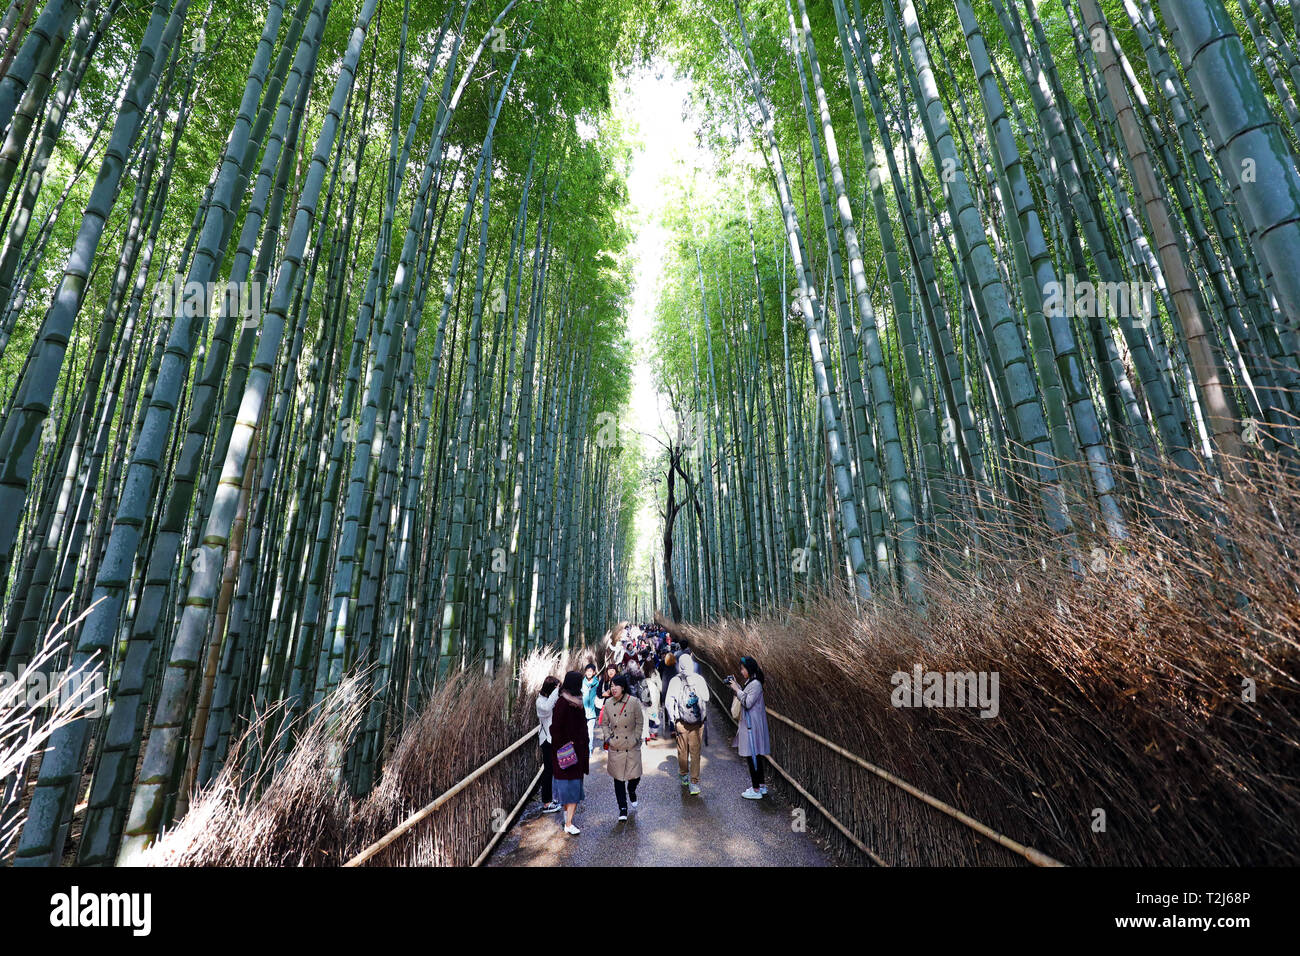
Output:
top-left (0, 0), bottom-right (649, 865)
top-left (646, 0), bottom-right (1300, 621)
top-left (1, 0), bottom-right (1299, 870)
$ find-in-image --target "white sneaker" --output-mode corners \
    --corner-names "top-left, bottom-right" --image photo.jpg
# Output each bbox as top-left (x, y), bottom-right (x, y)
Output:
top-left (630, 801), bottom-right (639, 810)
top-left (741, 787), bottom-right (762, 800)
top-left (541, 801), bottom-right (562, 813)
top-left (689, 783), bottom-right (701, 795)
top-left (618, 812), bottom-right (628, 821)
top-left (759, 786), bottom-right (768, 795)
top-left (564, 823), bottom-right (581, 835)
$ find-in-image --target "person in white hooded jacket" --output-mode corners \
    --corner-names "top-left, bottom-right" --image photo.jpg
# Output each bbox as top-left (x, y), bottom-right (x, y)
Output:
top-left (664, 658), bottom-right (710, 795)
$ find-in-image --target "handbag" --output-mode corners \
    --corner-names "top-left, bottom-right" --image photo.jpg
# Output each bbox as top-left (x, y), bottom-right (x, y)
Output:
top-left (556, 741), bottom-right (577, 769)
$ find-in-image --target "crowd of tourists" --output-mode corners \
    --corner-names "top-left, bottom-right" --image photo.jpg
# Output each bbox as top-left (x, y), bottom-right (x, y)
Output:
top-left (533, 621), bottom-right (771, 836)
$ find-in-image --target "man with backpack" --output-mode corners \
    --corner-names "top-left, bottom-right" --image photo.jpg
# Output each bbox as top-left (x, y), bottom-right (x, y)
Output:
top-left (664, 655), bottom-right (711, 795)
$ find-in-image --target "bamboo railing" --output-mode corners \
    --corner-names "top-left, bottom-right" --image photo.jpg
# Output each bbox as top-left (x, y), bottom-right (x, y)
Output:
top-left (696, 656), bottom-right (1064, 867)
top-left (343, 727), bottom-right (541, 867)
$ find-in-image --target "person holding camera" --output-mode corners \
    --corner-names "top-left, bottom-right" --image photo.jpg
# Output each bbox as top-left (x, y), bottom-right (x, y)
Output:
top-left (726, 657), bottom-right (770, 799)
top-left (602, 675), bottom-right (644, 821)
top-left (536, 675), bottom-right (562, 814)
top-left (665, 657), bottom-right (710, 795)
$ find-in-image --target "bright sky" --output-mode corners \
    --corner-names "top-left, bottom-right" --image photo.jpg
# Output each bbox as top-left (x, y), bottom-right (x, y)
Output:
top-left (614, 62), bottom-right (713, 614)
top-left (620, 64), bottom-right (699, 440)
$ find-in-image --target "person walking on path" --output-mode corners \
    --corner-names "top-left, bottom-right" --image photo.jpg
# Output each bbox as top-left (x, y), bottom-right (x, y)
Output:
top-left (673, 639), bottom-right (711, 745)
top-left (581, 663), bottom-right (600, 754)
top-left (624, 656), bottom-right (652, 742)
top-left (642, 662), bottom-right (663, 740)
top-left (659, 647), bottom-right (679, 712)
top-left (665, 657), bottom-right (710, 795)
top-left (676, 638), bottom-right (697, 676)
top-left (536, 675), bottom-right (562, 814)
top-left (595, 664), bottom-right (617, 733)
top-left (602, 675), bottom-right (644, 821)
top-left (727, 656), bottom-right (770, 800)
top-left (598, 664), bottom-right (618, 708)
top-left (551, 671), bottom-right (590, 834)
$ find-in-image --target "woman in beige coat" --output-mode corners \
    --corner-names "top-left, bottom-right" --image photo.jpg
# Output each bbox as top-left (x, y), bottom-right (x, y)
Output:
top-left (602, 675), bottom-right (644, 820)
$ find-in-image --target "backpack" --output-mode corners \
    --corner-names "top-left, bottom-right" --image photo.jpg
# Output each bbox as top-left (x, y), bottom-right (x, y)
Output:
top-left (678, 676), bottom-right (704, 724)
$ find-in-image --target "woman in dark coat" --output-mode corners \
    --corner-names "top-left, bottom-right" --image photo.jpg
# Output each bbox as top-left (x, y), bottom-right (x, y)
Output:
top-left (550, 671), bottom-right (590, 835)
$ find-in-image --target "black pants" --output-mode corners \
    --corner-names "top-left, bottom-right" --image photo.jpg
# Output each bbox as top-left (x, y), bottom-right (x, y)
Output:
top-left (613, 777), bottom-right (640, 812)
top-left (540, 741), bottom-right (554, 804)
top-left (747, 754), bottom-right (766, 789)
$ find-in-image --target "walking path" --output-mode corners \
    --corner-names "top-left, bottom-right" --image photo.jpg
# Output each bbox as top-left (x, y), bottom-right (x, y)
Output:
top-left (488, 724), bottom-right (833, 867)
